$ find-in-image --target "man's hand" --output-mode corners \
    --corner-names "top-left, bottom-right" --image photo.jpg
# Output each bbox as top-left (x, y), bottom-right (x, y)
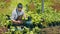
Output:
top-left (17, 20), bottom-right (21, 24)
top-left (12, 20), bottom-right (21, 24)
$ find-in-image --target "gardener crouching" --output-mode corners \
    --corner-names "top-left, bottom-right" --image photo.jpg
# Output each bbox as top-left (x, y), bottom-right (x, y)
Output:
top-left (11, 3), bottom-right (26, 30)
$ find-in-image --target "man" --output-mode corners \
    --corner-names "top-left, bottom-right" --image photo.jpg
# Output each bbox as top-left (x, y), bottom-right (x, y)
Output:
top-left (11, 3), bottom-right (26, 26)
top-left (11, 3), bottom-right (34, 31)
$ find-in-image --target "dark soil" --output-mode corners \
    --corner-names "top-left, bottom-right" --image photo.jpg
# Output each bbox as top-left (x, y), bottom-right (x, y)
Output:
top-left (0, 26), bottom-right (8, 34)
top-left (41, 26), bottom-right (60, 34)
top-left (51, 0), bottom-right (60, 11)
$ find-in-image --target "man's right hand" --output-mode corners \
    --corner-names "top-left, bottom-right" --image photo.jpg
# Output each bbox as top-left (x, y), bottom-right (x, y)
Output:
top-left (17, 21), bottom-right (21, 24)
top-left (12, 20), bottom-right (21, 24)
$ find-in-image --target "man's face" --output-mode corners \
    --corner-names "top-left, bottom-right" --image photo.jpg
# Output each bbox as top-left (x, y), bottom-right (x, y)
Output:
top-left (18, 8), bottom-right (22, 11)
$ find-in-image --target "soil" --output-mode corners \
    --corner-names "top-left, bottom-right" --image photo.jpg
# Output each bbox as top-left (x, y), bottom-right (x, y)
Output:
top-left (41, 26), bottom-right (60, 34)
top-left (51, 3), bottom-right (60, 11)
top-left (51, 0), bottom-right (60, 11)
top-left (0, 26), bottom-right (8, 34)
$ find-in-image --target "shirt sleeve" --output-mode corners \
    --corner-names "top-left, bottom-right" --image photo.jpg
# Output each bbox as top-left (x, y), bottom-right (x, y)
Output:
top-left (11, 10), bottom-right (16, 20)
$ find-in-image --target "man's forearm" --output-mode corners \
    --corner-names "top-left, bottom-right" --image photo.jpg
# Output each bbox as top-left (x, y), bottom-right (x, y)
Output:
top-left (23, 14), bottom-right (26, 18)
top-left (11, 20), bottom-right (18, 23)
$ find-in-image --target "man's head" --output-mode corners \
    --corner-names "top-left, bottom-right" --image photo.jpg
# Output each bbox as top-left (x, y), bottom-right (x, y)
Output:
top-left (17, 3), bottom-right (23, 11)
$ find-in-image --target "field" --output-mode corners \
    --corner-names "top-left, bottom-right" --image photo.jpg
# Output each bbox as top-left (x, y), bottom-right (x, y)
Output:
top-left (0, 0), bottom-right (60, 34)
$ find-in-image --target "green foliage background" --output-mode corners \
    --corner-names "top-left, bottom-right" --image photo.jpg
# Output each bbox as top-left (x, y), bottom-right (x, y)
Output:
top-left (0, 0), bottom-right (60, 26)
top-left (0, 0), bottom-right (60, 34)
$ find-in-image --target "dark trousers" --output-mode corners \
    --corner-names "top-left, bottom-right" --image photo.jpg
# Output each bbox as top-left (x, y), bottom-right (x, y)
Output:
top-left (12, 21), bottom-right (34, 30)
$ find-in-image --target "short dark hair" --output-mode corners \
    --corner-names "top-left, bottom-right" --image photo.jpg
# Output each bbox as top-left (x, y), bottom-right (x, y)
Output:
top-left (17, 3), bottom-right (23, 8)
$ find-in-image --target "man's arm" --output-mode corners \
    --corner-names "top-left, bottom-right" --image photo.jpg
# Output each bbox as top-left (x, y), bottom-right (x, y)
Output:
top-left (11, 20), bottom-right (20, 24)
top-left (11, 11), bottom-right (20, 24)
top-left (23, 13), bottom-right (26, 18)
top-left (22, 10), bottom-right (26, 18)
